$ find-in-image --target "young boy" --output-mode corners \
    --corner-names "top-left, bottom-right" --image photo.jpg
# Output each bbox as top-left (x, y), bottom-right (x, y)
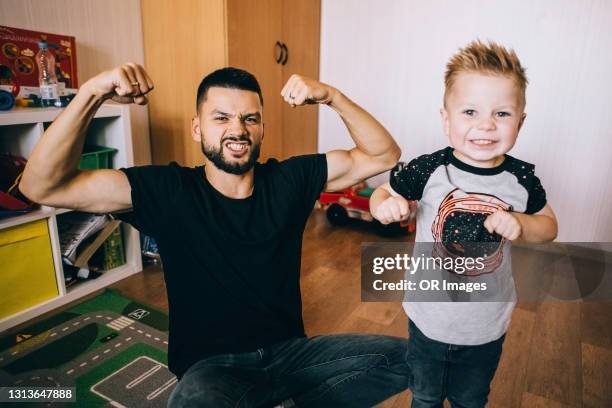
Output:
top-left (370, 40), bottom-right (558, 407)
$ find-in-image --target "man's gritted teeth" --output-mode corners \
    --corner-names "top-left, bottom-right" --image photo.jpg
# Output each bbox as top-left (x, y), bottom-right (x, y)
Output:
top-left (223, 138), bottom-right (251, 156)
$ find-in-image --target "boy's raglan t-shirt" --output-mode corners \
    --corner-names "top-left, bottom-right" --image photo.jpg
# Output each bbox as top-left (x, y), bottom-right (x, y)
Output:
top-left (390, 146), bottom-right (546, 345)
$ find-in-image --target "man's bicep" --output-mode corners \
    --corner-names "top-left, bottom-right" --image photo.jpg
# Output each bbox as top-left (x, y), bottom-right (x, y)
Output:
top-left (43, 169), bottom-right (132, 213)
top-left (324, 149), bottom-right (386, 191)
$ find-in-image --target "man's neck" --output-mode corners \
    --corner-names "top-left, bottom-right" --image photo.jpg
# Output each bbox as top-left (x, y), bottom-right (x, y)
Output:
top-left (203, 161), bottom-right (255, 199)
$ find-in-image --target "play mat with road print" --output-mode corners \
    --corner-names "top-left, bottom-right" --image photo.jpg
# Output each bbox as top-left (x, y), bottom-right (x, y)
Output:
top-left (0, 289), bottom-right (175, 407)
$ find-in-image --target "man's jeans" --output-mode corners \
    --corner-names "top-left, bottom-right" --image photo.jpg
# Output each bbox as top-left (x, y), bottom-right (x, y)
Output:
top-left (168, 334), bottom-right (412, 407)
top-left (407, 320), bottom-right (505, 408)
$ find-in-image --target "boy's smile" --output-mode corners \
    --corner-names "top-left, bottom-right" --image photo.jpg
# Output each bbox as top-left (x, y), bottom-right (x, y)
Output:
top-left (441, 72), bottom-right (526, 168)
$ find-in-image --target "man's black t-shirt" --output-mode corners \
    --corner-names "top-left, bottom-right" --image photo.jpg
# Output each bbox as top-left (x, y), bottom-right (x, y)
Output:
top-left (118, 154), bottom-right (328, 378)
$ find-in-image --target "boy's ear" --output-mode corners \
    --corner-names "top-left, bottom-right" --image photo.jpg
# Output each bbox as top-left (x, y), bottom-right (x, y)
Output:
top-left (518, 112), bottom-right (527, 131)
top-left (192, 117), bottom-right (202, 142)
top-left (440, 108), bottom-right (450, 137)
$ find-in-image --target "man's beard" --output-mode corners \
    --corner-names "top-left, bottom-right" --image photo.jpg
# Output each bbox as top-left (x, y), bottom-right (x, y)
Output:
top-left (201, 135), bottom-right (261, 175)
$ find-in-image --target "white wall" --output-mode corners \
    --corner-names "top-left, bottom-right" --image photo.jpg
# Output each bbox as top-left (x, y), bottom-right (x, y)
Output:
top-left (0, 0), bottom-right (151, 166)
top-left (319, 0), bottom-right (612, 242)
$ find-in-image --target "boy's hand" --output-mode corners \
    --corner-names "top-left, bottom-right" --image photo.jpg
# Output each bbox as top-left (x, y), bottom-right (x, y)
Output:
top-left (373, 196), bottom-right (411, 225)
top-left (281, 74), bottom-right (338, 107)
top-left (484, 210), bottom-right (522, 240)
top-left (81, 63), bottom-right (154, 105)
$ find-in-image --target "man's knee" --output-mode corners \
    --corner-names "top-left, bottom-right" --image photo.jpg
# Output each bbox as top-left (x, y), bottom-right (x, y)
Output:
top-left (167, 366), bottom-right (255, 408)
top-left (168, 386), bottom-right (234, 408)
top-left (168, 374), bottom-right (226, 408)
top-left (344, 334), bottom-right (410, 366)
top-left (383, 336), bottom-right (411, 364)
top-left (369, 335), bottom-right (411, 376)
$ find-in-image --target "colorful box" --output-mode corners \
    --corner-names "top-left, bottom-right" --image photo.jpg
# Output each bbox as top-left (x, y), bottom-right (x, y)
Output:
top-left (0, 25), bottom-right (78, 90)
top-left (0, 219), bottom-right (59, 319)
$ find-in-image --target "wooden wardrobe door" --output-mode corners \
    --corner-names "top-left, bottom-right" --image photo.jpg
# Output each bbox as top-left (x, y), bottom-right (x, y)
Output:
top-left (226, 0), bottom-right (284, 161)
top-left (142, 0), bottom-right (226, 167)
top-left (281, 0), bottom-right (321, 159)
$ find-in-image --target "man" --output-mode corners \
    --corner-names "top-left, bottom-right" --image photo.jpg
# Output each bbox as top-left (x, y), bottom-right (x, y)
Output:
top-left (20, 63), bottom-right (411, 407)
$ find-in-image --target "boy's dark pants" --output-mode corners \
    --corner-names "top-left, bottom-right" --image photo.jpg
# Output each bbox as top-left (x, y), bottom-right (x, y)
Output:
top-left (407, 320), bottom-right (505, 408)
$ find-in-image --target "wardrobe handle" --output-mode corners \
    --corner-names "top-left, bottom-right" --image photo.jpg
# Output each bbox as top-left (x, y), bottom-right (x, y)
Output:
top-left (275, 41), bottom-right (283, 64)
top-left (281, 43), bottom-right (289, 65)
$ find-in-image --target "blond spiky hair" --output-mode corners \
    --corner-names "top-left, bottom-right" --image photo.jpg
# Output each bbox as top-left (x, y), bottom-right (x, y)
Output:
top-left (444, 40), bottom-right (528, 108)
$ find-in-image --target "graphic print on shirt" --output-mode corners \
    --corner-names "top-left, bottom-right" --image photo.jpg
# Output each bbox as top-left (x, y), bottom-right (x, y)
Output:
top-left (431, 188), bottom-right (512, 276)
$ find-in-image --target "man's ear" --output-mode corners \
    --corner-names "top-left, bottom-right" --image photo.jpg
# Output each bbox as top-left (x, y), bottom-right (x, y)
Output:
top-left (518, 112), bottom-right (527, 132)
top-left (440, 108), bottom-right (450, 137)
top-left (192, 117), bottom-right (202, 142)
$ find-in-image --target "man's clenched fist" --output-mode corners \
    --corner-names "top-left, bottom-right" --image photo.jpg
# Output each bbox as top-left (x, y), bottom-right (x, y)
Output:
top-left (82, 63), bottom-right (154, 105)
top-left (281, 74), bottom-right (338, 107)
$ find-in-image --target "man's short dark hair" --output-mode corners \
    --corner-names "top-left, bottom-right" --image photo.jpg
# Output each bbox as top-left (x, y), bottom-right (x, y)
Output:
top-left (196, 67), bottom-right (263, 112)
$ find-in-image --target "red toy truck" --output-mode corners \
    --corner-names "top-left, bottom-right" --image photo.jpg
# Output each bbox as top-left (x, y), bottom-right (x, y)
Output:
top-left (319, 182), bottom-right (416, 235)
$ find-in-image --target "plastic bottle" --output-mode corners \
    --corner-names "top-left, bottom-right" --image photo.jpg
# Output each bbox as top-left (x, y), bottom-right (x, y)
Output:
top-left (35, 41), bottom-right (61, 107)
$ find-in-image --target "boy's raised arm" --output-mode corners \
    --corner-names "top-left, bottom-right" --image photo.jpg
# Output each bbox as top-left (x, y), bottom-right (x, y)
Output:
top-left (370, 182), bottom-right (412, 225)
top-left (484, 204), bottom-right (558, 242)
top-left (514, 204), bottom-right (558, 242)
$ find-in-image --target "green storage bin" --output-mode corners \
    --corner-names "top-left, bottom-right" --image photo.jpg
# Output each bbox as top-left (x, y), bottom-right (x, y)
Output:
top-left (79, 145), bottom-right (118, 170)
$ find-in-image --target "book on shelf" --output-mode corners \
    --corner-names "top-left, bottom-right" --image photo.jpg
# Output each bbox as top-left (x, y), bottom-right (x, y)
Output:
top-left (58, 212), bottom-right (122, 267)
top-left (59, 213), bottom-right (109, 264)
top-left (62, 219), bottom-right (123, 288)
top-left (89, 224), bottom-right (126, 270)
top-left (72, 220), bottom-right (122, 268)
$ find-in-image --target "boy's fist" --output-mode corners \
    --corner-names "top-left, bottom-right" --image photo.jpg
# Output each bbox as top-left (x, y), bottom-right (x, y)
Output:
top-left (281, 74), bottom-right (337, 107)
top-left (373, 196), bottom-right (412, 225)
top-left (483, 210), bottom-right (522, 240)
top-left (82, 63), bottom-right (154, 105)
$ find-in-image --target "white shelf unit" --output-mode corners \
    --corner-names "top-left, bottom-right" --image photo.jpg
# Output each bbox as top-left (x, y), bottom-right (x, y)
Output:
top-left (0, 103), bottom-right (143, 332)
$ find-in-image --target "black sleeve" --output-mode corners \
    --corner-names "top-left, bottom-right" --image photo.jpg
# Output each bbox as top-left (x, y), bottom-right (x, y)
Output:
top-left (504, 156), bottom-right (548, 214)
top-left (390, 153), bottom-right (442, 200)
top-left (280, 154), bottom-right (328, 215)
top-left (114, 164), bottom-right (182, 237)
top-left (525, 173), bottom-right (547, 214)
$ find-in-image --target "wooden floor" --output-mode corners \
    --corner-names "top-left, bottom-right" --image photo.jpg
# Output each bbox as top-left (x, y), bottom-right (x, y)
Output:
top-left (110, 210), bottom-right (611, 407)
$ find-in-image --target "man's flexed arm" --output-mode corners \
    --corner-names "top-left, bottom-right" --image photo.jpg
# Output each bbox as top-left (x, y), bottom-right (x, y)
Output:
top-left (280, 75), bottom-right (400, 191)
top-left (19, 63), bottom-right (153, 213)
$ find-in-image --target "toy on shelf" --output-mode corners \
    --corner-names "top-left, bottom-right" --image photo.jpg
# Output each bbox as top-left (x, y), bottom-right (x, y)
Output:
top-left (0, 25), bottom-right (78, 89)
top-left (0, 153), bottom-right (36, 217)
top-left (319, 182), bottom-right (416, 236)
top-left (1, 25), bottom-right (79, 109)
